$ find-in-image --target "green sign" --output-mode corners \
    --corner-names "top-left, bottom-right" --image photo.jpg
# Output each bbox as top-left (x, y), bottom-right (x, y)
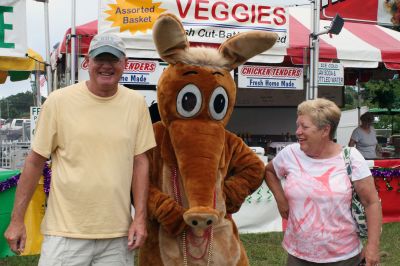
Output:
top-left (0, 6), bottom-right (14, 49)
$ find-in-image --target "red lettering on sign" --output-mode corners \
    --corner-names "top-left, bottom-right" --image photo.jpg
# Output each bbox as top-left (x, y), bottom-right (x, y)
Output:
top-left (273, 7), bottom-right (286, 26)
top-left (232, 4), bottom-right (248, 23)
top-left (241, 66), bottom-right (301, 78)
top-left (258, 6), bottom-right (272, 24)
top-left (81, 58), bottom-right (89, 70)
top-left (124, 61), bottom-right (156, 72)
top-left (212, 1), bottom-right (228, 21)
top-left (176, 0), bottom-right (193, 18)
top-left (194, 0), bottom-right (209, 20)
top-left (176, 0), bottom-right (287, 26)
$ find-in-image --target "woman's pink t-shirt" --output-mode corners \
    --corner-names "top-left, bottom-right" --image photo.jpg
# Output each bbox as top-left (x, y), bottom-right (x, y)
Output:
top-left (272, 144), bottom-right (371, 263)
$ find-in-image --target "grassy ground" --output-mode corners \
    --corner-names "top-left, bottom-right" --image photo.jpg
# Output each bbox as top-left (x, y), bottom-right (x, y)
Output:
top-left (1, 223), bottom-right (399, 266)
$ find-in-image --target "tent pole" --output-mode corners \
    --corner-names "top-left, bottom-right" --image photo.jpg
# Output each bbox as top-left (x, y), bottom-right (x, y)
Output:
top-left (65, 37), bottom-right (70, 87)
top-left (304, 47), bottom-right (310, 100)
top-left (43, 0), bottom-right (52, 94)
top-left (35, 61), bottom-right (41, 106)
top-left (391, 115), bottom-right (394, 136)
top-left (356, 78), bottom-right (361, 125)
top-left (71, 0), bottom-right (76, 84)
top-left (309, 0), bottom-right (320, 100)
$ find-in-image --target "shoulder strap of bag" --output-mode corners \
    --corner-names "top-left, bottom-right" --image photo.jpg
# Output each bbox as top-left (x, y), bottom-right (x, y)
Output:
top-left (343, 146), bottom-right (353, 182)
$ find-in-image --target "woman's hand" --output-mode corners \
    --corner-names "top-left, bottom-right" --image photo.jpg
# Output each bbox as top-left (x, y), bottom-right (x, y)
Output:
top-left (363, 242), bottom-right (380, 266)
top-left (276, 197), bottom-right (289, 219)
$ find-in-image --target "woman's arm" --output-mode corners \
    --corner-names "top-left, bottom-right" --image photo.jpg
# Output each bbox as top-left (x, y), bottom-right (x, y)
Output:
top-left (264, 161), bottom-right (289, 219)
top-left (348, 138), bottom-right (357, 147)
top-left (354, 176), bottom-right (382, 266)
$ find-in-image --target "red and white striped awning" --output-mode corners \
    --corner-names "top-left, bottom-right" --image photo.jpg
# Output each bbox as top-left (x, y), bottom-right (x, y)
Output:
top-left (252, 7), bottom-right (400, 70)
top-left (57, 7), bottom-right (400, 70)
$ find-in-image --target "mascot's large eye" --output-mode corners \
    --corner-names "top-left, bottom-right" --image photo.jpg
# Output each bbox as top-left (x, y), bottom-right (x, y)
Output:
top-left (177, 84), bottom-right (202, 118)
top-left (209, 86), bottom-right (228, 121)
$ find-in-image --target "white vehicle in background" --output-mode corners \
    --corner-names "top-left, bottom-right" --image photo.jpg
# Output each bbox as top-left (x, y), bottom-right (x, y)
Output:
top-left (1, 119), bottom-right (30, 131)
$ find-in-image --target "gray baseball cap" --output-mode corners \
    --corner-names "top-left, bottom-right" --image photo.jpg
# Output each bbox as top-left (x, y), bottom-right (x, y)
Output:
top-left (88, 33), bottom-right (126, 59)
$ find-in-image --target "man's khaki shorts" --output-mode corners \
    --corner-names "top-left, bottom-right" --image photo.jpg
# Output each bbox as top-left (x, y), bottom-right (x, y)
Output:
top-left (38, 235), bottom-right (134, 266)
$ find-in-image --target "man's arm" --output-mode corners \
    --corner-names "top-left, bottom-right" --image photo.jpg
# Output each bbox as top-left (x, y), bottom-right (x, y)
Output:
top-left (128, 152), bottom-right (150, 250)
top-left (4, 151), bottom-right (47, 254)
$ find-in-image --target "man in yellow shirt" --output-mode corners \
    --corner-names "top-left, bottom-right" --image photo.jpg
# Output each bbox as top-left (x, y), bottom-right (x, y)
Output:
top-left (4, 33), bottom-right (156, 265)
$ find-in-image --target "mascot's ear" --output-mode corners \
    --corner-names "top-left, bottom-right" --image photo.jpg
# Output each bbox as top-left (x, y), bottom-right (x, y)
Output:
top-left (153, 13), bottom-right (189, 64)
top-left (219, 31), bottom-right (278, 70)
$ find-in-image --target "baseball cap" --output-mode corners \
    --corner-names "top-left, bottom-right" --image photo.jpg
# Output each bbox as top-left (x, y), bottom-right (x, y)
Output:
top-left (88, 33), bottom-right (126, 59)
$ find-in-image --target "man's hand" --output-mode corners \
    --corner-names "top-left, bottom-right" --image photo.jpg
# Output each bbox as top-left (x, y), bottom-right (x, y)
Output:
top-left (127, 218), bottom-right (147, 251)
top-left (4, 220), bottom-right (26, 255)
top-left (4, 151), bottom-right (47, 255)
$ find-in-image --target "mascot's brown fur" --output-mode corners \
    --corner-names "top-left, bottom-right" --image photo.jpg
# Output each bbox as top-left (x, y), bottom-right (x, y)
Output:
top-left (139, 14), bottom-right (277, 266)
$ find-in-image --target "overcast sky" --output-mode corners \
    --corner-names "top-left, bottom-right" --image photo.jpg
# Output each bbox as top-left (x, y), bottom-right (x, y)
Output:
top-left (0, 0), bottom-right (98, 98)
top-left (0, 0), bottom-right (310, 98)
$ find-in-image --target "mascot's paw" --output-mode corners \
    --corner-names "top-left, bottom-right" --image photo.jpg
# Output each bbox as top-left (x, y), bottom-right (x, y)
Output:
top-left (224, 180), bottom-right (251, 214)
top-left (148, 186), bottom-right (188, 236)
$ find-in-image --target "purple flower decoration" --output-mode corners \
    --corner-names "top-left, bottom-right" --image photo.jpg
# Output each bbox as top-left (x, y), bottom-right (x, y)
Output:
top-left (42, 162), bottom-right (52, 196)
top-left (0, 162), bottom-right (52, 195)
top-left (371, 168), bottom-right (400, 179)
top-left (0, 173), bottom-right (21, 193)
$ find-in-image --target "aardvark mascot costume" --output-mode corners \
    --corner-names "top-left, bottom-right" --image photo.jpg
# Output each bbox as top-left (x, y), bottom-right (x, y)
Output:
top-left (139, 14), bottom-right (277, 266)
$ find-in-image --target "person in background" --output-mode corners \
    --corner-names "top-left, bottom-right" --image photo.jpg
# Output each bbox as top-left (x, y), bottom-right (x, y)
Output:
top-left (349, 112), bottom-right (378, 159)
top-left (4, 33), bottom-right (156, 265)
top-left (265, 98), bottom-right (382, 266)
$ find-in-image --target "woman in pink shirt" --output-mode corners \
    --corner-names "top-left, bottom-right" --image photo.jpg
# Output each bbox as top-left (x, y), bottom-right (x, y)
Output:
top-left (265, 98), bottom-right (381, 266)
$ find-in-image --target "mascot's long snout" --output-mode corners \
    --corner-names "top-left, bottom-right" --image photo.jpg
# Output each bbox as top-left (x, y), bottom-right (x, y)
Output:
top-left (168, 119), bottom-right (225, 234)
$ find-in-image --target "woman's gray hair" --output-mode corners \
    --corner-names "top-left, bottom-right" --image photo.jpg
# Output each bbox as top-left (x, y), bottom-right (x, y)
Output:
top-left (297, 98), bottom-right (341, 140)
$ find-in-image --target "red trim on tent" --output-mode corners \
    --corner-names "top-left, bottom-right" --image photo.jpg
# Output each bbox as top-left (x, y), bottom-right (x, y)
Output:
top-left (345, 23), bottom-right (400, 65)
top-left (374, 159), bottom-right (400, 168)
top-left (385, 62), bottom-right (400, 70)
top-left (59, 20), bottom-right (97, 55)
top-left (57, 17), bottom-right (400, 70)
top-left (288, 15), bottom-right (337, 64)
top-left (320, 0), bottom-right (379, 22)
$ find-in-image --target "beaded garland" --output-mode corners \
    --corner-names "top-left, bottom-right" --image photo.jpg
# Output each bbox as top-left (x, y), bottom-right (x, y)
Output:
top-left (0, 166), bottom-right (398, 194)
top-left (370, 167), bottom-right (400, 179)
top-left (0, 162), bottom-right (52, 195)
top-left (0, 174), bottom-right (19, 193)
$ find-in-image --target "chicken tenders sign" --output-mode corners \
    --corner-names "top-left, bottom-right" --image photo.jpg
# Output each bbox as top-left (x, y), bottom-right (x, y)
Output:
top-left (238, 65), bottom-right (303, 90)
top-left (79, 57), bottom-right (165, 85)
top-left (99, 0), bottom-right (288, 55)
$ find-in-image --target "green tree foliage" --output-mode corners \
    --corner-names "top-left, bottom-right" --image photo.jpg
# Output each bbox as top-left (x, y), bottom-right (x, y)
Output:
top-left (343, 86), bottom-right (358, 110)
top-left (363, 79), bottom-right (400, 134)
top-left (363, 79), bottom-right (400, 109)
top-left (0, 91), bottom-right (36, 119)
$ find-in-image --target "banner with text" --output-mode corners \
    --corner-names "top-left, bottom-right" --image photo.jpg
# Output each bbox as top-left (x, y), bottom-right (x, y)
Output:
top-left (99, 0), bottom-right (288, 54)
top-left (0, 0), bottom-right (27, 57)
top-left (238, 65), bottom-right (303, 90)
top-left (78, 57), bottom-right (167, 85)
top-left (318, 62), bottom-right (344, 86)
